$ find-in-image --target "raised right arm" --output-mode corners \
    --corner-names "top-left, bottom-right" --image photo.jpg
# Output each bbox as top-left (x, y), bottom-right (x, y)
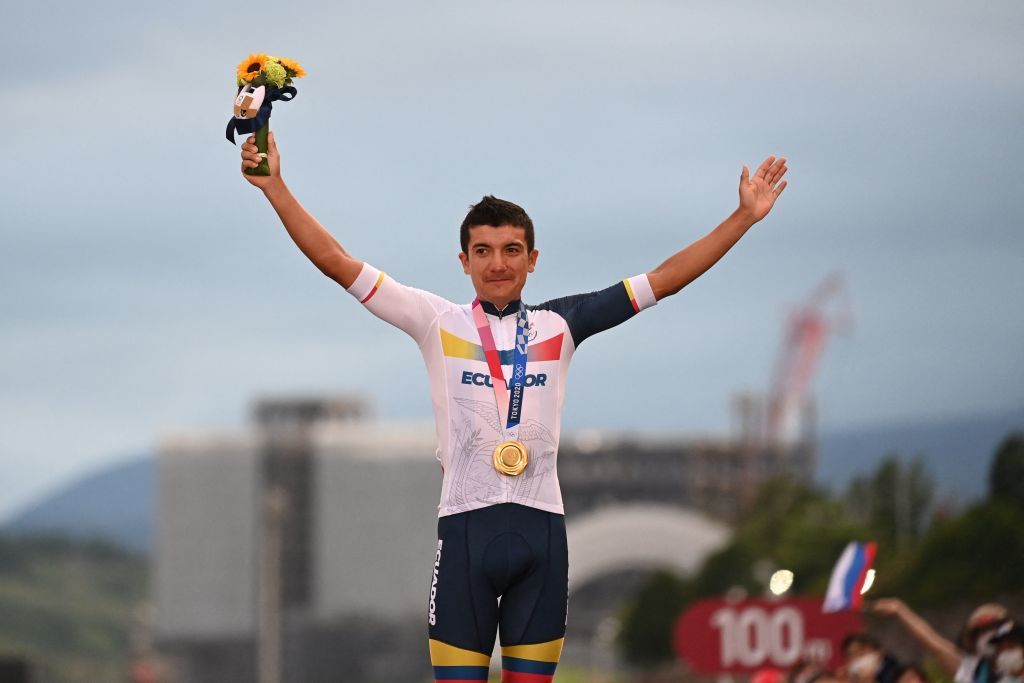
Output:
top-left (871, 598), bottom-right (963, 675)
top-left (241, 131), bottom-right (362, 287)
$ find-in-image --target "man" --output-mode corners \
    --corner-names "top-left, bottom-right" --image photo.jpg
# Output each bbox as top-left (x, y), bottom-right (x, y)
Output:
top-left (239, 132), bottom-right (788, 682)
top-left (842, 633), bottom-right (903, 683)
top-left (897, 664), bottom-right (931, 683)
top-left (991, 621), bottom-right (1024, 683)
top-left (872, 599), bottom-right (1010, 683)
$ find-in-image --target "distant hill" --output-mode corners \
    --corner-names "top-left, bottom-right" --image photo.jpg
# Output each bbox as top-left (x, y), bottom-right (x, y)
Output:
top-left (816, 407), bottom-right (1024, 504)
top-left (0, 534), bottom-right (147, 683)
top-left (3, 408), bottom-right (1022, 555)
top-left (3, 456), bottom-right (153, 553)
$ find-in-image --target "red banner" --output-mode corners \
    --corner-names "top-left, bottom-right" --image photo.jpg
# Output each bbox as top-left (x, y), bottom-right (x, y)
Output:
top-left (673, 597), bottom-right (864, 674)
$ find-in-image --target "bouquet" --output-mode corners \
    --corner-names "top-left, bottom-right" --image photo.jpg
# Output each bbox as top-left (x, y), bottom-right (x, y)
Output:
top-left (226, 53), bottom-right (307, 176)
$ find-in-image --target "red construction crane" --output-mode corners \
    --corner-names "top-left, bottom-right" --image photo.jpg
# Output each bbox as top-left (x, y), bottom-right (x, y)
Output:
top-left (764, 272), bottom-right (852, 444)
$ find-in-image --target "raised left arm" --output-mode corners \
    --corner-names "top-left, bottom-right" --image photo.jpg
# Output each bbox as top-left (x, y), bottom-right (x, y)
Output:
top-left (647, 156), bottom-right (788, 300)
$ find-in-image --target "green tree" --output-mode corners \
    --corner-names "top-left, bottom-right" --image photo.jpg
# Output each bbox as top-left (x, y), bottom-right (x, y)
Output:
top-left (618, 570), bottom-right (694, 665)
top-left (767, 495), bottom-right (875, 595)
top-left (617, 477), bottom-right (871, 666)
top-left (889, 431), bottom-right (1024, 604)
top-left (618, 435), bottom-right (1024, 670)
top-left (0, 534), bottom-right (146, 683)
top-left (893, 499), bottom-right (1024, 605)
top-left (989, 431), bottom-right (1024, 505)
top-left (845, 454), bottom-right (933, 552)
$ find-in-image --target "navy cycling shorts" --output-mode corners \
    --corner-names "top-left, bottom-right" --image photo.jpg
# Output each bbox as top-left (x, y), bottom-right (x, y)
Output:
top-left (426, 503), bottom-right (568, 682)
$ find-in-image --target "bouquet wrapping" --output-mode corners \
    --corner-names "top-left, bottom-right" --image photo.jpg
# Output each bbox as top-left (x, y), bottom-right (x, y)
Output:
top-left (226, 53), bottom-right (306, 176)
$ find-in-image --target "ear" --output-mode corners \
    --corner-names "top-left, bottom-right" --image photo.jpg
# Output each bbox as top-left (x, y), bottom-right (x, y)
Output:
top-left (527, 249), bottom-right (539, 273)
top-left (459, 251), bottom-right (470, 274)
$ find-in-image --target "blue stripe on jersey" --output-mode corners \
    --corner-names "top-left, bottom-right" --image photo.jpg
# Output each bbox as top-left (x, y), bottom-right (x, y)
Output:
top-left (501, 656), bottom-right (559, 674)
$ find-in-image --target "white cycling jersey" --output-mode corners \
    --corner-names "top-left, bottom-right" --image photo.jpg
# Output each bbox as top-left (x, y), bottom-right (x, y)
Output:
top-left (346, 263), bottom-right (657, 517)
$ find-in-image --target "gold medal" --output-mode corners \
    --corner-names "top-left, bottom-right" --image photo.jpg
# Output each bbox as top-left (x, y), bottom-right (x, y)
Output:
top-left (493, 440), bottom-right (529, 476)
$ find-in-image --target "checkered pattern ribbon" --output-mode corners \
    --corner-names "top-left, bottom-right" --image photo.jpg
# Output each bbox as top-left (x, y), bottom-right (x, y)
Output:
top-left (470, 300), bottom-right (530, 438)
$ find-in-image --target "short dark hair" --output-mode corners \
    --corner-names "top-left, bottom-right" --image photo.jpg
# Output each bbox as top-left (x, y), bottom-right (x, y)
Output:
top-left (842, 633), bottom-right (882, 653)
top-left (899, 663), bottom-right (930, 683)
top-left (460, 195), bottom-right (535, 253)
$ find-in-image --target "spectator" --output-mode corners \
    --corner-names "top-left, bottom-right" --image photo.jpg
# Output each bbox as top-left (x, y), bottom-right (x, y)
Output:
top-left (807, 673), bottom-right (843, 683)
top-left (843, 633), bottom-right (902, 683)
top-left (789, 659), bottom-right (825, 683)
top-left (897, 664), bottom-right (930, 683)
top-left (991, 621), bottom-right (1024, 683)
top-left (872, 598), bottom-right (1008, 683)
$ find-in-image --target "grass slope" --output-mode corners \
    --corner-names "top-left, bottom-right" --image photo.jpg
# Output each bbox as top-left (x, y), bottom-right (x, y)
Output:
top-left (0, 534), bottom-right (147, 682)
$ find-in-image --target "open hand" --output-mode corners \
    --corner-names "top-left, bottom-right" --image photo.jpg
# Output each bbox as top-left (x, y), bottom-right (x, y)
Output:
top-left (240, 131), bottom-right (282, 189)
top-left (869, 598), bottom-right (906, 617)
top-left (739, 156), bottom-right (788, 222)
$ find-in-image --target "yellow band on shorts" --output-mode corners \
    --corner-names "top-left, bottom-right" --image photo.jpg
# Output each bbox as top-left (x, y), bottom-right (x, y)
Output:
top-left (501, 637), bottom-right (564, 663)
top-left (429, 638), bottom-right (491, 666)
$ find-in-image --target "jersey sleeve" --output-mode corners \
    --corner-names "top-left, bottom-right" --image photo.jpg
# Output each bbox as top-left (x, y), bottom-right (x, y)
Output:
top-left (345, 263), bottom-right (454, 346)
top-left (532, 273), bottom-right (657, 348)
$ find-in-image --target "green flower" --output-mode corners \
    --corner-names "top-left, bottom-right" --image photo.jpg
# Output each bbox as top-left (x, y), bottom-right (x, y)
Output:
top-left (262, 60), bottom-right (287, 89)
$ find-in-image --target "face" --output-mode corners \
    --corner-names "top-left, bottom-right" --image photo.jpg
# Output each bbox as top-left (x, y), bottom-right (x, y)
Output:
top-left (995, 642), bottom-right (1024, 676)
top-left (844, 644), bottom-right (881, 681)
top-left (975, 627), bottom-right (1000, 656)
top-left (897, 668), bottom-right (926, 683)
top-left (459, 224), bottom-right (538, 307)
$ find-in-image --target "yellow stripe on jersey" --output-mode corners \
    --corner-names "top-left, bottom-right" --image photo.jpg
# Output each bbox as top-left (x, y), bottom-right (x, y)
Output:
top-left (622, 277), bottom-right (641, 312)
top-left (360, 271), bottom-right (386, 303)
top-left (622, 278), bottom-right (636, 300)
top-left (440, 328), bottom-right (485, 361)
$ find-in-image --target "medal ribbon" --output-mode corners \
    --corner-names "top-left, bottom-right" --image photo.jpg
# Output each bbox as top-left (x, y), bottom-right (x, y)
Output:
top-left (470, 299), bottom-right (529, 439)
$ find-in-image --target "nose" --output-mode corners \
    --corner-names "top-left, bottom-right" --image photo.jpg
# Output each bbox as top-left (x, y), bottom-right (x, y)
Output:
top-left (487, 251), bottom-right (510, 272)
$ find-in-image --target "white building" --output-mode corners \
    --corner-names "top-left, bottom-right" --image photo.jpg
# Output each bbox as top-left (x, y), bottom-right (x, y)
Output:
top-left (153, 401), bottom-right (441, 682)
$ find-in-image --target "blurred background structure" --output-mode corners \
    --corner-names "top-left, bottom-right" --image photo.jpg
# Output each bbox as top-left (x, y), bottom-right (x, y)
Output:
top-left (1, 269), bottom-right (1021, 680)
top-left (3, 1), bottom-right (1024, 680)
top-left (150, 388), bottom-right (815, 680)
top-left (145, 274), bottom-right (836, 679)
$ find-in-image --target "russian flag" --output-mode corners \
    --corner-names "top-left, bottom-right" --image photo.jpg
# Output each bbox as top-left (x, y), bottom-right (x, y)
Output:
top-left (823, 541), bottom-right (877, 613)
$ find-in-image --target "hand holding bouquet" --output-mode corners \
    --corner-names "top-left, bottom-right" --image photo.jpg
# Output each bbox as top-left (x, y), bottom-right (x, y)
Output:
top-left (227, 53), bottom-right (306, 176)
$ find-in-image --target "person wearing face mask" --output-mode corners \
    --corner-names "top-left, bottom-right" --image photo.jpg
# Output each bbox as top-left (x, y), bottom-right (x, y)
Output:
top-left (991, 621), bottom-right (1024, 683)
top-left (842, 633), bottom-right (903, 683)
top-left (897, 663), bottom-right (930, 683)
top-left (953, 603), bottom-right (1010, 683)
top-left (872, 598), bottom-right (1009, 683)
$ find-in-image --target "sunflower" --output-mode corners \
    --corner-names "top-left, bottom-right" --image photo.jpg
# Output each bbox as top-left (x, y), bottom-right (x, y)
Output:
top-left (278, 57), bottom-right (307, 79)
top-left (236, 53), bottom-right (269, 83)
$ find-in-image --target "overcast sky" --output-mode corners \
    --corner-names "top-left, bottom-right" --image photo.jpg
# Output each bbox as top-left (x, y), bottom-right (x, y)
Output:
top-left (2, 0), bottom-right (1022, 519)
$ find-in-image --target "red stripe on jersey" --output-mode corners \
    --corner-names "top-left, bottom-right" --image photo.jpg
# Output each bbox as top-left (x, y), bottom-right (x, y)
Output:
top-left (360, 272), bottom-right (386, 303)
top-left (526, 333), bottom-right (563, 362)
